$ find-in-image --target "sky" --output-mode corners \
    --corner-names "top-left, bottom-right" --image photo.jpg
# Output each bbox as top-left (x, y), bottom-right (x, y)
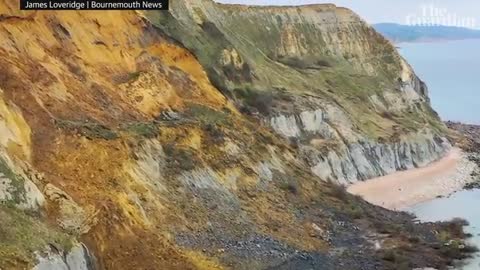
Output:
top-left (215, 0), bottom-right (480, 28)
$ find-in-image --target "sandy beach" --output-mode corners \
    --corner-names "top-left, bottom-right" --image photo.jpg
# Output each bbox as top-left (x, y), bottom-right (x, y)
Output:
top-left (347, 148), bottom-right (477, 210)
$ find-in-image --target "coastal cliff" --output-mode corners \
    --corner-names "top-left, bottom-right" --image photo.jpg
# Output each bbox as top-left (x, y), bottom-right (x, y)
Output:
top-left (270, 109), bottom-right (449, 183)
top-left (146, 0), bottom-right (449, 183)
top-left (0, 0), bottom-right (468, 269)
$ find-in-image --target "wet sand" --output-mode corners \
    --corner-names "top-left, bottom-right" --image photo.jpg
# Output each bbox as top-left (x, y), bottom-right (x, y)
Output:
top-left (347, 148), bottom-right (476, 210)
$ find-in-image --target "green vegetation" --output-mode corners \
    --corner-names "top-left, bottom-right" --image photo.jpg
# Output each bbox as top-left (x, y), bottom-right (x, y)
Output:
top-left (0, 205), bottom-right (73, 269)
top-left (163, 143), bottom-right (198, 172)
top-left (121, 122), bottom-right (159, 138)
top-left (0, 158), bottom-right (26, 206)
top-left (112, 71), bottom-right (143, 85)
top-left (202, 123), bottom-right (225, 144)
top-left (187, 104), bottom-right (231, 126)
top-left (234, 87), bottom-right (274, 115)
top-left (146, 3), bottom-right (446, 143)
top-left (56, 119), bottom-right (119, 140)
top-left (276, 55), bottom-right (333, 70)
top-left (329, 181), bottom-right (349, 202)
top-left (326, 181), bottom-right (367, 219)
top-left (379, 249), bottom-right (411, 270)
top-left (278, 179), bottom-right (299, 194)
top-left (278, 182), bottom-right (298, 194)
top-left (56, 119), bottom-right (166, 140)
top-left (343, 203), bottom-right (365, 220)
top-left (0, 160), bottom-right (73, 268)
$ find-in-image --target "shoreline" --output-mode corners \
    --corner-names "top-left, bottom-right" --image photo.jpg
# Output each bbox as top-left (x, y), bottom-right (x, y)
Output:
top-left (347, 147), bottom-right (477, 211)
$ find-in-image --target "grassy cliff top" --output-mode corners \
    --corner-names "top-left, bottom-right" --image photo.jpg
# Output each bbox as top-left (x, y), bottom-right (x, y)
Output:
top-left (145, 0), bottom-right (445, 140)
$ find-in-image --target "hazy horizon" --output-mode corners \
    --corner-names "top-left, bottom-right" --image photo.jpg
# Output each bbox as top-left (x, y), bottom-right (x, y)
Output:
top-left (215, 1), bottom-right (480, 29)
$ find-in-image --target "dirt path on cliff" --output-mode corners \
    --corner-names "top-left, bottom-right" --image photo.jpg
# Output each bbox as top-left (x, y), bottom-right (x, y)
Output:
top-left (347, 147), bottom-right (475, 210)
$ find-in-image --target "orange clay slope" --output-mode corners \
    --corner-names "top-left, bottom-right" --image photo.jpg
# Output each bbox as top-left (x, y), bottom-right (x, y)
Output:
top-left (0, 3), bottom-right (329, 269)
top-left (0, 3), bottom-right (227, 269)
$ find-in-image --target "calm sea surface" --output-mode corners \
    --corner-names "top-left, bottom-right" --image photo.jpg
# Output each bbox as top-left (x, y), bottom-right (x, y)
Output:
top-left (399, 39), bottom-right (480, 124)
top-left (400, 39), bottom-right (480, 269)
top-left (410, 190), bottom-right (480, 269)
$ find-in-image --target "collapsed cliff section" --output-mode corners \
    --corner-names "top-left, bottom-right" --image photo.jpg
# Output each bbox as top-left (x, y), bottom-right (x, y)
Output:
top-left (145, 0), bottom-right (449, 184)
top-left (0, 1), bottom-right (472, 269)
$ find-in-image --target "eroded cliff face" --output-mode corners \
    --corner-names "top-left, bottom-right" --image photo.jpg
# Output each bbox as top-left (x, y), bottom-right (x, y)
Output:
top-left (269, 107), bottom-right (450, 184)
top-left (146, 0), bottom-right (448, 184)
top-left (0, 1), bottom-right (462, 270)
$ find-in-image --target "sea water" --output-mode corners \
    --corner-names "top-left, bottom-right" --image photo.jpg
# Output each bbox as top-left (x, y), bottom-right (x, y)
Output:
top-left (400, 39), bottom-right (480, 269)
top-left (399, 39), bottom-right (480, 125)
top-left (410, 190), bottom-right (480, 269)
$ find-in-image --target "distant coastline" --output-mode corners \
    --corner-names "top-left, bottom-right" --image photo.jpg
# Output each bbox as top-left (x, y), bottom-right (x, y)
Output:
top-left (374, 23), bottom-right (480, 43)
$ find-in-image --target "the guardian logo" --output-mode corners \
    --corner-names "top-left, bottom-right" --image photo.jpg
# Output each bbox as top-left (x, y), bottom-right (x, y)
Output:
top-left (405, 3), bottom-right (476, 28)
